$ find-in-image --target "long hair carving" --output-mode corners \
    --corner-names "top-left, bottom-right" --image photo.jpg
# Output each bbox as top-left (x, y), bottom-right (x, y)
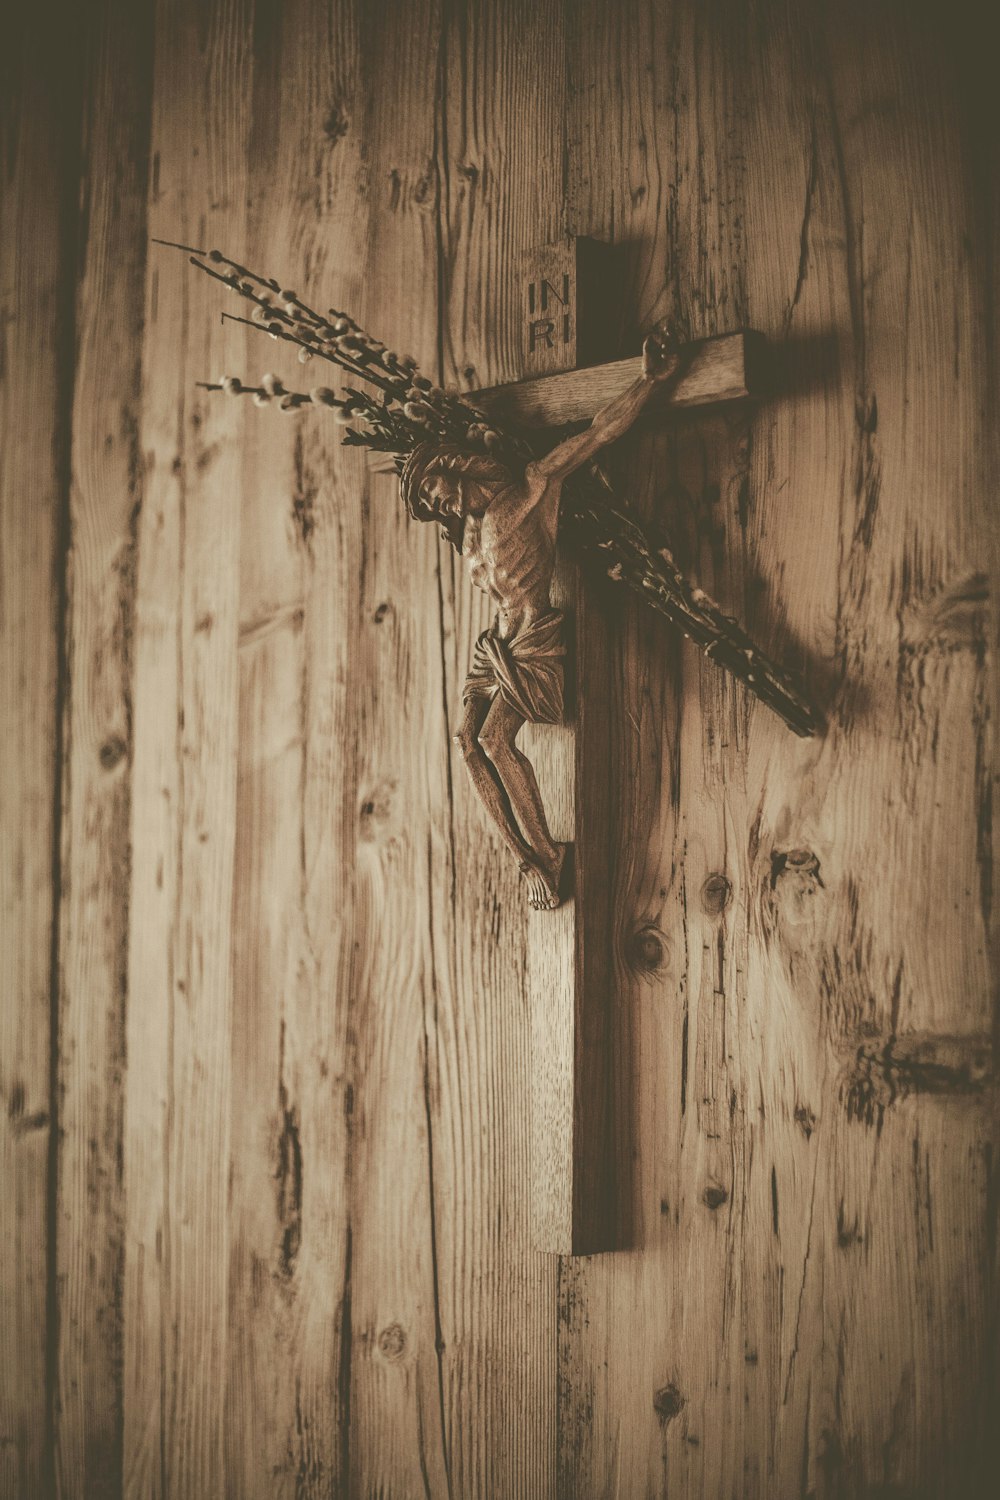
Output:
top-left (400, 442), bottom-right (512, 551)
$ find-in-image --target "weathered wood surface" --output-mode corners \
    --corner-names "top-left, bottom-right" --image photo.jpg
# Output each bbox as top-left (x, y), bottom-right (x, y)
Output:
top-left (557, 3), bottom-right (998, 1498)
top-left (124, 3), bottom-right (250, 1495)
top-left (52, 5), bottom-right (155, 1496)
top-left (2, 1), bottom-right (997, 1497)
top-left (436, 2), bottom-right (566, 1485)
top-left (474, 332), bottom-right (752, 428)
top-left (0, 9), bottom-right (77, 1497)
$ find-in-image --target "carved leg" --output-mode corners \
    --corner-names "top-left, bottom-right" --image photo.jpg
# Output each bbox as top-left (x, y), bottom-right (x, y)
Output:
top-left (453, 696), bottom-right (537, 870)
top-left (479, 695), bottom-right (567, 911)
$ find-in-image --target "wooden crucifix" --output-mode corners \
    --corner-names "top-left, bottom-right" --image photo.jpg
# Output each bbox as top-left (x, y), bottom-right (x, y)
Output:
top-left (404, 239), bottom-right (760, 1254)
top-left (172, 233), bottom-right (808, 1259)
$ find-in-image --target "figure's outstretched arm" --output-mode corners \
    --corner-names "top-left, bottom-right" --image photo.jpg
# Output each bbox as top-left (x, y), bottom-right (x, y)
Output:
top-left (527, 324), bottom-right (692, 485)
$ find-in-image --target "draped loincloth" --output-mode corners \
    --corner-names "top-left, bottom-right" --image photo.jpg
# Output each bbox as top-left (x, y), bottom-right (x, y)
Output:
top-left (461, 609), bottom-right (566, 724)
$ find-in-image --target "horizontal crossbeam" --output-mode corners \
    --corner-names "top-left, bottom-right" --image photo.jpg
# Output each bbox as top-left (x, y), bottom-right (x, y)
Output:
top-left (473, 331), bottom-right (754, 429)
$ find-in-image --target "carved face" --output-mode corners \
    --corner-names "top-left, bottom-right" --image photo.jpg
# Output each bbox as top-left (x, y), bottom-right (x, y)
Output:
top-left (420, 471), bottom-right (492, 521)
top-left (419, 472), bottom-right (464, 518)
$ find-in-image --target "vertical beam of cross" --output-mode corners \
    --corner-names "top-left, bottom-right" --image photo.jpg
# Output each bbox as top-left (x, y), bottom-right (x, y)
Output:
top-left (471, 239), bottom-right (755, 1254)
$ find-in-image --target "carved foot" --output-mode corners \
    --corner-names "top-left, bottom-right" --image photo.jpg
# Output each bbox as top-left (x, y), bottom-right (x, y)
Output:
top-left (520, 843), bottom-right (570, 912)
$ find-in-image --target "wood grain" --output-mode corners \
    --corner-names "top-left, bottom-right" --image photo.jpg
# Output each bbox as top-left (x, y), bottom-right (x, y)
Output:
top-left (219, 6), bottom-right (361, 1494)
top-left (436, 0), bottom-right (570, 1486)
top-left (556, 1), bottom-right (999, 1496)
top-left (3, 1), bottom-right (997, 1496)
top-left (340, 10), bottom-right (456, 1494)
top-left (51, 5), bottom-right (154, 1495)
top-left (123, 2), bottom-right (251, 1496)
top-left (0, 9), bottom-right (78, 1497)
top-left (474, 332), bottom-right (752, 427)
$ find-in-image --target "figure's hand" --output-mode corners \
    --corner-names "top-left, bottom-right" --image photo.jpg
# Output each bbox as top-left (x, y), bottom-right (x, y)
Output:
top-left (533, 317), bottom-right (689, 481)
top-left (642, 320), bottom-right (683, 383)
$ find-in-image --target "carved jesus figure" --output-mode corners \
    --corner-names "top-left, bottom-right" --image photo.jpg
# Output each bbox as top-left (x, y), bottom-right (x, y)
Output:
top-left (401, 325), bottom-right (684, 910)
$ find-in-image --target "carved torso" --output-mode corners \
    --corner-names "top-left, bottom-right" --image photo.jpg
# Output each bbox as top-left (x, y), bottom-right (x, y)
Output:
top-left (462, 467), bottom-right (560, 638)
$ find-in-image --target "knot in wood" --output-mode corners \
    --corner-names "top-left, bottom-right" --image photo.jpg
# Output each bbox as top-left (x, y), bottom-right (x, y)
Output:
top-left (99, 735), bottom-right (128, 771)
top-left (358, 781), bottom-right (395, 840)
top-left (769, 848), bottom-right (824, 932)
top-left (626, 922), bottom-right (669, 976)
top-left (653, 1383), bottom-right (684, 1425)
top-left (770, 847), bottom-right (821, 887)
top-left (700, 872), bottom-right (732, 916)
top-left (702, 1183), bottom-right (729, 1210)
top-left (377, 1323), bottom-right (407, 1362)
top-left (323, 103), bottom-right (349, 144)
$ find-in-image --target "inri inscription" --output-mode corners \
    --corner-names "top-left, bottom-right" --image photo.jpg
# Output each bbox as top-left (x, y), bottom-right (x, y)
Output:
top-left (527, 273), bottom-right (572, 355)
top-left (520, 238), bottom-right (615, 376)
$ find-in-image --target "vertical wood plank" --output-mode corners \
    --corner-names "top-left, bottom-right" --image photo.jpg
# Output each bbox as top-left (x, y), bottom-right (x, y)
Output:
top-left (343, 6), bottom-right (454, 1496)
top-left (435, 0), bottom-right (568, 1488)
top-left (0, 8), bottom-right (80, 1497)
top-left (764, 7), bottom-right (995, 1490)
top-left (53, 3), bottom-right (154, 1494)
top-left (125, 2), bottom-right (252, 1496)
top-left (221, 2), bottom-right (362, 1492)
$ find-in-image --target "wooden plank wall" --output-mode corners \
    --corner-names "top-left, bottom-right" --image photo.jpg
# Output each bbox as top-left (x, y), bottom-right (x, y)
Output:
top-left (1, 8), bottom-right (79, 1498)
top-left (1, 1), bottom-right (996, 1496)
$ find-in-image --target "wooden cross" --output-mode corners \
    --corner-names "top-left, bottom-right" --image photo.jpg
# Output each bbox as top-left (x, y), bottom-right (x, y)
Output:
top-left (468, 238), bottom-right (756, 1256)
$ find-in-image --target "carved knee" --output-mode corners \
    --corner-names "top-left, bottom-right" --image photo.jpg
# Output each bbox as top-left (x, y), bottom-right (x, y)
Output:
top-left (453, 726), bottom-right (479, 761)
top-left (478, 719), bottom-right (513, 765)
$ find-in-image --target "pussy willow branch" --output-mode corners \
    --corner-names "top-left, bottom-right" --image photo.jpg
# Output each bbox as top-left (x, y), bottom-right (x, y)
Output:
top-left (169, 241), bottom-right (821, 736)
top-left (563, 469), bottom-right (819, 736)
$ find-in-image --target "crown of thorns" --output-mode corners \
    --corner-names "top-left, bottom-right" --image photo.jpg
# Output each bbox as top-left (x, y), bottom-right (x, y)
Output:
top-left (400, 444), bottom-right (510, 522)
